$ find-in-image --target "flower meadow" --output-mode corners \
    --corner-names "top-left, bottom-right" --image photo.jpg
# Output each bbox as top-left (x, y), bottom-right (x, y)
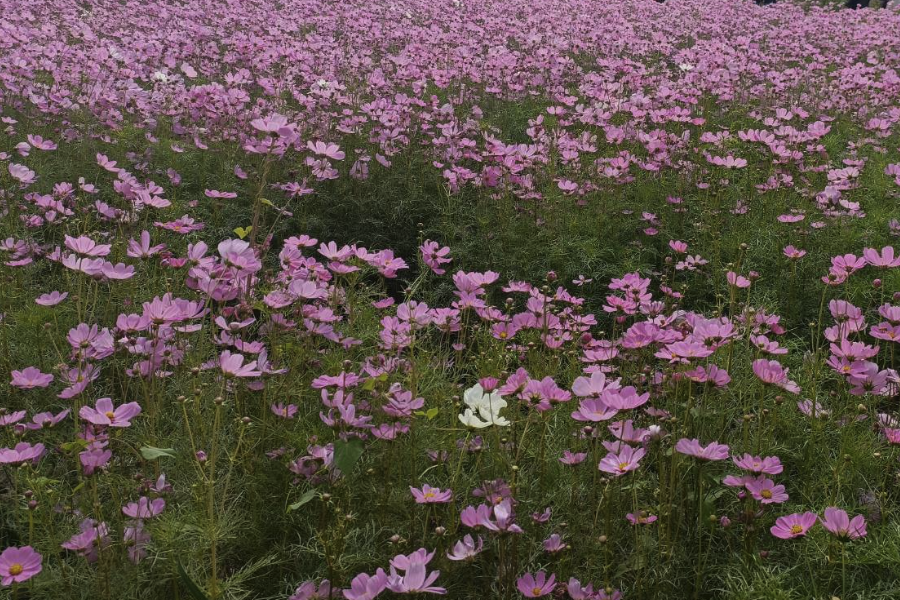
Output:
top-left (2, 0), bottom-right (900, 598)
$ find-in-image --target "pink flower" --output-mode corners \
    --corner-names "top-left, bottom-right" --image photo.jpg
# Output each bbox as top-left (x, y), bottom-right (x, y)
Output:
top-left (745, 476), bottom-right (788, 504)
top-left (127, 231), bottom-right (166, 258)
top-left (446, 535), bottom-right (483, 561)
top-left (62, 519), bottom-right (111, 562)
top-left (863, 246), bottom-right (900, 269)
top-left (726, 271), bottom-right (751, 289)
top-left (271, 403), bottom-right (298, 419)
top-left (80, 449), bottom-right (112, 476)
top-left (831, 254), bottom-right (866, 276)
top-left (307, 140), bottom-right (345, 161)
top-left (122, 496), bottom-right (166, 519)
top-left (783, 245), bottom-right (806, 260)
top-left (410, 485), bottom-right (453, 504)
top-left (559, 450), bottom-right (587, 465)
top-left (343, 569), bottom-right (388, 600)
top-left (752, 359), bottom-right (801, 394)
top-left (420, 240), bottom-right (452, 275)
top-left (0, 546), bottom-right (42, 586)
top-left (770, 512), bottom-right (817, 539)
top-left (542, 533), bottom-right (567, 553)
top-left (599, 445), bottom-right (646, 476)
top-left (219, 350), bottom-right (262, 378)
top-left (10, 366), bottom-right (53, 389)
top-left (626, 512), bottom-right (658, 525)
top-left (8, 163), bottom-right (37, 184)
top-left (674, 438), bottom-right (729, 461)
top-left (79, 397), bottom-right (142, 428)
top-left (386, 548), bottom-right (446, 594)
top-left (669, 240), bottom-right (688, 253)
top-left (516, 571), bottom-right (556, 597)
top-left (820, 507), bottom-right (867, 540)
top-left (35, 291), bottom-right (68, 306)
top-left (0, 442), bottom-right (45, 465)
top-left (732, 453), bottom-right (783, 475)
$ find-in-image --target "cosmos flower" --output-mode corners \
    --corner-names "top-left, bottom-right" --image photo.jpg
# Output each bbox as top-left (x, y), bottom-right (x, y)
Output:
top-left (770, 512), bottom-right (817, 539)
top-left (446, 535), bottom-right (483, 561)
top-left (820, 507), bottom-right (866, 540)
top-left (516, 571), bottom-right (556, 598)
top-left (0, 546), bottom-right (42, 586)
top-left (79, 398), bottom-right (142, 428)
top-left (674, 438), bottom-right (729, 461)
top-left (410, 485), bottom-right (453, 504)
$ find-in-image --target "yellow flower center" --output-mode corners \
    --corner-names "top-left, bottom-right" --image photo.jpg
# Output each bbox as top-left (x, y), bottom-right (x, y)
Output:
top-left (105, 411), bottom-right (116, 419)
top-left (618, 462), bottom-right (630, 471)
top-left (761, 489), bottom-right (772, 499)
top-left (9, 563), bottom-right (23, 576)
top-left (532, 588), bottom-right (542, 596)
top-left (499, 331), bottom-right (508, 339)
top-left (790, 525), bottom-right (803, 534)
top-left (424, 492), bottom-right (435, 499)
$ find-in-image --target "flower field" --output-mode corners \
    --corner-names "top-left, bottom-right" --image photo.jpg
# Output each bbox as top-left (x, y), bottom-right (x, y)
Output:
top-left (1, 0), bottom-right (900, 598)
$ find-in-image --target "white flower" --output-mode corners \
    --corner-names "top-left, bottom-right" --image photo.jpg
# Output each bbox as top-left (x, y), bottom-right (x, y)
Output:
top-left (458, 384), bottom-right (509, 428)
top-left (678, 63), bottom-right (695, 72)
top-left (152, 71), bottom-right (168, 83)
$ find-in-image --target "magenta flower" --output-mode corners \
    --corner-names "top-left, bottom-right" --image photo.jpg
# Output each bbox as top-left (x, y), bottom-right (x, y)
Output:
top-left (420, 240), bottom-right (452, 275)
top-left (219, 350), bottom-right (262, 378)
top-left (122, 496), bottom-right (166, 519)
top-left (783, 245), bottom-right (806, 260)
top-left (732, 453), bottom-right (783, 475)
top-left (516, 571), bottom-right (556, 598)
top-left (35, 291), bottom-right (68, 306)
top-left (289, 580), bottom-right (332, 600)
top-left (61, 519), bottom-right (111, 562)
top-left (0, 442), bottom-right (45, 465)
top-left (410, 485), bottom-right (453, 504)
top-left (726, 271), bottom-right (751, 289)
top-left (863, 246), bottom-right (900, 269)
top-left (460, 499), bottom-right (523, 533)
top-left (626, 512), bottom-right (658, 525)
top-left (674, 438), bottom-right (729, 461)
top-left (387, 548), bottom-right (446, 594)
top-left (271, 403), bottom-right (299, 419)
top-left (0, 546), bottom-right (42, 586)
top-left (770, 512), bottom-right (817, 539)
top-left (343, 569), bottom-right (387, 600)
top-left (446, 535), bottom-right (483, 561)
top-left (820, 507), bottom-right (867, 540)
top-left (559, 450), bottom-right (587, 465)
top-left (79, 397), bottom-right (142, 428)
top-left (26, 409), bottom-right (70, 430)
top-left (10, 367), bottom-right (53, 390)
top-left (124, 521), bottom-right (151, 564)
top-left (80, 449), bottom-right (112, 476)
top-left (598, 445), bottom-right (646, 476)
top-left (542, 533), bottom-right (567, 553)
top-left (752, 359), bottom-right (801, 394)
top-left (745, 476), bottom-right (788, 504)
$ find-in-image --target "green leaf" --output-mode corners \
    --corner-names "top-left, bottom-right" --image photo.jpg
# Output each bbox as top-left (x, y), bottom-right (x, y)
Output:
top-left (233, 226), bottom-right (252, 239)
top-left (140, 446), bottom-right (176, 460)
top-left (260, 198), bottom-right (274, 207)
top-left (177, 560), bottom-right (210, 600)
top-left (425, 408), bottom-right (439, 420)
top-left (333, 438), bottom-right (365, 474)
top-left (287, 489), bottom-right (317, 512)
